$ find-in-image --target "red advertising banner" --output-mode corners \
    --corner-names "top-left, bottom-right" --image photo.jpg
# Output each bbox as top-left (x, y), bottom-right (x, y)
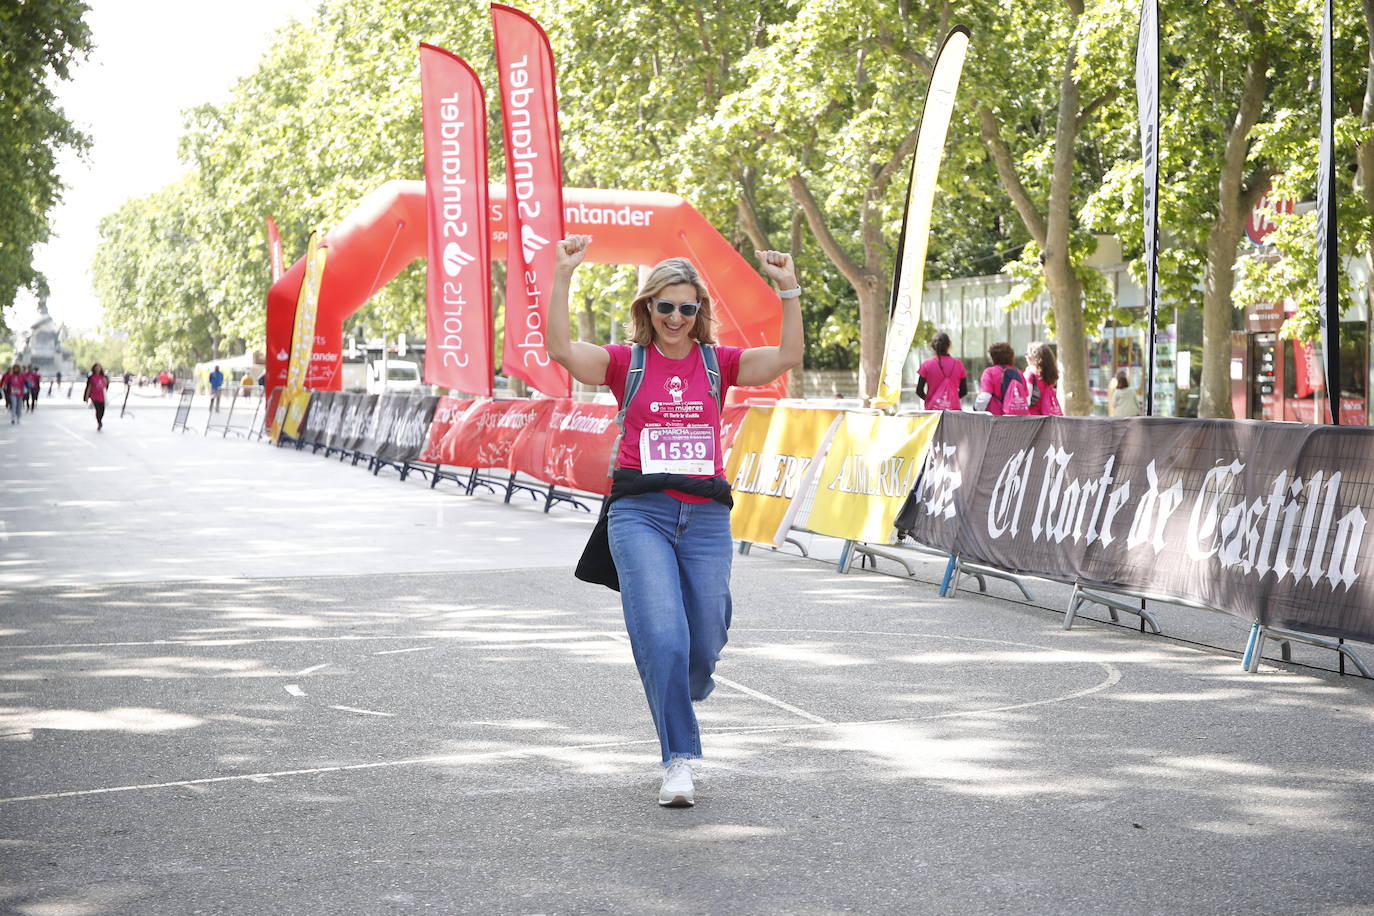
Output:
top-left (542, 400), bottom-right (618, 495)
top-left (420, 43), bottom-right (493, 396)
top-left (442, 398), bottom-right (548, 469)
top-left (505, 399), bottom-right (558, 478)
top-left (419, 396), bottom-right (481, 465)
top-left (491, 4), bottom-right (570, 397)
top-left (266, 217), bottom-right (284, 282)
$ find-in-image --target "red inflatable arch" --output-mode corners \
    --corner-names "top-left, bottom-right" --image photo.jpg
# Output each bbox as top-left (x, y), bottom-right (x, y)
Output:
top-left (265, 180), bottom-right (785, 401)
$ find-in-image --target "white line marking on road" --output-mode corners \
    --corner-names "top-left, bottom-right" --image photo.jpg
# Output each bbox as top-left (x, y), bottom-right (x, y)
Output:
top-left (606, 632), bottom-right (830, 724)
top-left (373, 646), bottom-right (434, 656)
top-left (329, 706), bottom-right (395, 717)
top-left (0, 660), bottom-right (1124, 806)
top-left (0, 632), bottom-right (618, 651)
top-left (294, 663), bottom-right (329, 676)
top-left (53, 423), bottom-right (97, 450)
top-left (713, 675), bottom-right (831, 724)
top-left (284, 684), bottom-right (305, 697)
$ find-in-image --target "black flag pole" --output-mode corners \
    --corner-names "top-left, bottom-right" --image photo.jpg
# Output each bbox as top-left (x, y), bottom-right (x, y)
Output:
top-left (1317, 0), bottom-right (1340, 423)
top-left (1136, 0), bottom-right (1160, 417)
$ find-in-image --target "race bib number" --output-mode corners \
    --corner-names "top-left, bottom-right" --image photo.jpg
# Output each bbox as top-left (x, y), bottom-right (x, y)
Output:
top-left (640, 425), bottom-right (715, 475)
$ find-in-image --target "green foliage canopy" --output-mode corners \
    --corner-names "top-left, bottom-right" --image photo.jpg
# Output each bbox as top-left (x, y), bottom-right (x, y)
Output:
top-left (0, 0), bottom-right (92, 332)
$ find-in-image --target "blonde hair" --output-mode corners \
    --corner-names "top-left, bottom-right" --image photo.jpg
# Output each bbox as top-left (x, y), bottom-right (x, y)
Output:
top-left (626, 258), bottom-right (716, 346)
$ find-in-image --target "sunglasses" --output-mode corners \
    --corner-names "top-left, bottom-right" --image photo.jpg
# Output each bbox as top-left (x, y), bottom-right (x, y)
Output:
top-left (653, 299), bottom-right (701, 317)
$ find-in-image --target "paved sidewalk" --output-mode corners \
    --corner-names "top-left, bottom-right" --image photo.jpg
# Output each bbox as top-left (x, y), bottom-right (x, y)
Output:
top-left (1, 397), bottom-right (1371, 915)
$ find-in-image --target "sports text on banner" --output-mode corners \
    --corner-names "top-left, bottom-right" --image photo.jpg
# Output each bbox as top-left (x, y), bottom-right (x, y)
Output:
top-left (491, 4), bottom-right (571, 397)
top-left (872, 27), bottom-right (970, 410)
top-left (420, 43), bottom-right (493, 396)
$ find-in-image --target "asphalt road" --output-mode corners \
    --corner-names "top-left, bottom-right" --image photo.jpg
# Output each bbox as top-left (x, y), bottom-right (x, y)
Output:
top-left (1, 394), bottom-right (1371, 915)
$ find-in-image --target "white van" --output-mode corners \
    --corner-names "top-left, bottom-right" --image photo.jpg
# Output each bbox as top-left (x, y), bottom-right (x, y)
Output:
top-left (367, 359), bottom-right (423, 394)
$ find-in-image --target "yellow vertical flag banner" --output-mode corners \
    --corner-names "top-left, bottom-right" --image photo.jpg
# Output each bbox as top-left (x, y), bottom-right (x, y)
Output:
top-left (806, 412), bottom-right (942, 544)
top-left (271, 234), bottom-right (327, 442)
top-left (872, 27), bottom-right (970, 409)
top-left (725, 406), bottom-right (843, 545)
top-left (281, 390), bottom-right (313, 441)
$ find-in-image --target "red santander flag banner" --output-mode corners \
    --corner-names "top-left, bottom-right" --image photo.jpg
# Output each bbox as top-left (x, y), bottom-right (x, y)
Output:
top-left (265, 217), bottom-right (285, 282)
top-left (420, 43), bottom-right (494, 396)
top-left (491, 4), bottom-right (570, 397)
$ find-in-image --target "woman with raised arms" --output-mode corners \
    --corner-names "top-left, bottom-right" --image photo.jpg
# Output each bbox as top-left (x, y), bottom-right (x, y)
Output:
top-left (549, 234), bottom-right (803, 807)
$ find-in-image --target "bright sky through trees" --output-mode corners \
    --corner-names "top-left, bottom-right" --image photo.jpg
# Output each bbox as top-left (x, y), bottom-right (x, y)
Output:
top-left (19, 0), bottom-right (320, 331)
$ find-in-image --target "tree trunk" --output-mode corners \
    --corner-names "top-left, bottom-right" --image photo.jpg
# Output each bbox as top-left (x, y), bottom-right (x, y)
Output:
top-left (786, 172), bottom-right (889, 402)
top-left (857, 281), bottom-right (886, 400)
top-left (1198, 51), bottom-right (1270, 418)
top-left (979, 63), bottom-right (1089, 413)
top-left (1043, 38), bottom-right (1089, 415)
top-left (576, 298), bottom-right (595, 343)
top-left (1359, 0), bottom-right (1374, 397)
top-left (1198, 226), bottom-right (1242, 418)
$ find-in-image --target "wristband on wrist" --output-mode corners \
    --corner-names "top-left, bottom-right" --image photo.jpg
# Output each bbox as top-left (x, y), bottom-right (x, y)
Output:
top-left (777, 287), bottom-right (802, 299)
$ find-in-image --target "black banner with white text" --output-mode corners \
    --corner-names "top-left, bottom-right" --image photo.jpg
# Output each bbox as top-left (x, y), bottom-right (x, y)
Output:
top-left (902, 413), bottom-right (1374, 643)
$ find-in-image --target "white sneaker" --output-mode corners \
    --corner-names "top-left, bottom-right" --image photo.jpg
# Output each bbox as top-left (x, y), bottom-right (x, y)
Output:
top-left (658, 759), bottom-right (696, 807)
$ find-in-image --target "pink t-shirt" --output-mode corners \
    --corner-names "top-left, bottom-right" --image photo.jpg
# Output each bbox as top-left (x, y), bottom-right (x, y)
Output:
top-left (2, 373), bottom-right (23, 397)
top-left (917, 355), bottom-right (966, 410)
top-left (979, 364), bottom-right (1031, 416)
top-left (87, 373), bottom-right (108, 403)
top-left (1025, 370), bottom-right (1062, 416)
top-left (604, 343), bottom-right (742, 501)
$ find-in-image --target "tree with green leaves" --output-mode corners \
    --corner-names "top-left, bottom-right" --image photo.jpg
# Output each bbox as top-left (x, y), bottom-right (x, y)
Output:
top-left (964, 0), bottom-right (1137, 416)
top-left (1088, 0), bottom-right (1318, 418)
top-left (0, 0), bottom-right (92, 331)
top-left (1233, 0), bottom-right (1369, 354)
top-left (703, 0), bottom-right (979, 399)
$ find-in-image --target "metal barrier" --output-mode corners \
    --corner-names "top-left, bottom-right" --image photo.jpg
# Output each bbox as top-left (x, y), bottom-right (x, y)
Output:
top-left (171, 387), bottom-right (195, 433)
top-left (1060, 579), bottom-right (1370, 676)
top-left (206, 385), bottom-right (264, 439)
top-left (119, 381), bottom-right (135, 419)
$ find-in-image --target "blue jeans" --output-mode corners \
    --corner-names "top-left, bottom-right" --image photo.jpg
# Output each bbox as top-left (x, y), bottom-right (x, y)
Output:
top-left (608, 491), bottom-right (733, 764)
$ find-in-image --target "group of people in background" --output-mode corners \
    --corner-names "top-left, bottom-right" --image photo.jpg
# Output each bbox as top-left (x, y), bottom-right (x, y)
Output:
top-left (2, 364), bottom-right (43, 423)
top-left (914, 334), bottom-right (1146, 417)
top-left (2, 363), bottom-right (111, 430)
top-left (915, 334), bottom-right (1065, 416)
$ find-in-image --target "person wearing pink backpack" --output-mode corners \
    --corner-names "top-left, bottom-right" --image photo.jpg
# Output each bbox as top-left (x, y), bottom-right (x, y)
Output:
top-left (915, 332), bottom-right (967, 410)
top-left (1024, 340), bottom-right (1063, 416)
top-left (979, 341), bottom-right (1031, 415)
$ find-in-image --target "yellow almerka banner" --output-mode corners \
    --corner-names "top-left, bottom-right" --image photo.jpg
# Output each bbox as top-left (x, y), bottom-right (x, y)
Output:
top-left (280, 389), bottom-right (313, 441)
top-left (271, 233), bottom-right (327, 442)
top-left (807, 412), bottom-right (941, 544)
top-left (726, 406), bottom-right (842, 545)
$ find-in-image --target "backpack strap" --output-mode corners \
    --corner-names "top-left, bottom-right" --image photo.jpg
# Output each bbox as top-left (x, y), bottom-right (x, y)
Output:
top-left (999, 365), bottom-right (1022, 402)
top-left (698, 342), bottom-right (721, 410)
top-left (607, 344), bottom-right (647, 476)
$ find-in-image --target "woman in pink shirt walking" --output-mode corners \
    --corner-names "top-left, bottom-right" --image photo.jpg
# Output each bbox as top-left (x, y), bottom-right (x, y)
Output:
top-left (3, 364), bottom-right (25, 424)
top-left (83, 363), bottom-right (109, 431)
top-left (549, 234), bottom-right (802, 808)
